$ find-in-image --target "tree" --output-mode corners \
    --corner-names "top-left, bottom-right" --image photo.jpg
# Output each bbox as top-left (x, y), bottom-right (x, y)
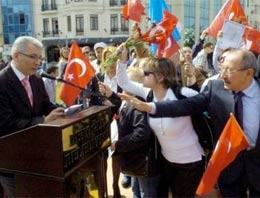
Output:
top-left (183, 29), bottom-right (195, 48)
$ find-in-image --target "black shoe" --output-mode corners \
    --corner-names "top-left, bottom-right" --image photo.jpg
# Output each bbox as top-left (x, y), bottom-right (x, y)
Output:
top-left (121, 176), bottom-right (131, 189)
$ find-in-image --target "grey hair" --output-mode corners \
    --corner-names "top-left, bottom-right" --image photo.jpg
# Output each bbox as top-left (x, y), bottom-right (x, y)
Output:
top-left (11, 36), bottom-right (43, 56)
top-left (231, 49), bottom-right (257, 72)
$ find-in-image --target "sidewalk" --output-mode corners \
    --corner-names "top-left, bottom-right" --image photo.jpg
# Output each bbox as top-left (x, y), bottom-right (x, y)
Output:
top-left (107, 158), bottom-right (132, 198)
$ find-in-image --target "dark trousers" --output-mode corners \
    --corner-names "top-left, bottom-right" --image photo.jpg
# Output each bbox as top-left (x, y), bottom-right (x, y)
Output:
top-left (112, 155), bottom-right (121, 198)
top-left (218, 170), bottom-right (260, 198)
top-left (158, 155), bottom-right (204, 198)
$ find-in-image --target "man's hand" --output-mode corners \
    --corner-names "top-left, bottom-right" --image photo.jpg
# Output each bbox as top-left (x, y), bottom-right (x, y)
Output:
top-left (200, 28), bottom-right (209, 40)
top-left (44, 107), bottom-right (65, 123)
top-left (118, 93), bottom-right (152, 113)
top-left (98, 81), bottom-right (112, 97)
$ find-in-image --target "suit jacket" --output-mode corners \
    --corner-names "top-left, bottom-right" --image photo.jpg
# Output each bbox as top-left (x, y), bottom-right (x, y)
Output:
top-left (153, 79), bottom-right (260, 190)
top-left (0, 65), bottom-right (56, 136)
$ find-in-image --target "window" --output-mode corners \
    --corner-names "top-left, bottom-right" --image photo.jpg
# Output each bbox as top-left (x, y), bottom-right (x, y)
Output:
top-left (90, 14), bottom-right (98, 30)
top-left (67, 16), bottom-right (71, 32)
top-left (76, 15), bottom-right (84, 34)
top-left (110, 0), bottom-right (118, 6)
top-left (121, 14), bottom-right (128, 32)
top-left (20, 13), bottom-right (25, 24)
top-left (111, 14), bottom-right (118, 34)
top-left (184, 0), bottom-right (195, 29)
top-left (120, 0), bottom-right (127, 5)
top-left (43, 18), bottom-right (50, 36)
top-left (200, 0), bottom-right (209, 33)
top-left (43, 18), bottom-right (49, 32)
top-left (52, 18), bottom-right (59, 34)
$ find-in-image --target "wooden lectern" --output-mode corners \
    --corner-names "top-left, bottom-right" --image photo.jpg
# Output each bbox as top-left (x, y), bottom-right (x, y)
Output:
top-left (0, 106), bottom-right (111, 197)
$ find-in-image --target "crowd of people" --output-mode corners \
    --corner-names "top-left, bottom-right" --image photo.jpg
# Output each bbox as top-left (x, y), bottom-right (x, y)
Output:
top-left (0, 22), bottom-right (260, 198)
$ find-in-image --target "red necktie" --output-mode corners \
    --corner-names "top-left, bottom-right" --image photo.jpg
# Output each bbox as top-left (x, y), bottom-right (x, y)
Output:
top-left (21, 76), bottom-right (33, 107)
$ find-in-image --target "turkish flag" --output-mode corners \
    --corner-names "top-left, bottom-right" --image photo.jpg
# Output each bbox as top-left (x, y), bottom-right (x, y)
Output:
top-left (243, 26), bottom-right (260, 54)
top-left (196, 114), bottom-right (250, 196)
top-left (208, 0), bottom-right (248, 38)
top-left (59, 42), bottom-right (95, 106)
top-left (157, 36), bottom-right (180, 58)
top-left (141, 10), bottom-right (178, 46)
top-left (122, 0), bottom-right (145, 22)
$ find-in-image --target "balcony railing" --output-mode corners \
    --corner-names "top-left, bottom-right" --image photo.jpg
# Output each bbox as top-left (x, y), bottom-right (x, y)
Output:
top-left (109, 0), bottom-right (127, 6)
top-left (111, 28), bottom-right (129, 35)
top-left (42, 31), bottom-right (60, 37)
top-left (41, 4), bottom-right (57, 11)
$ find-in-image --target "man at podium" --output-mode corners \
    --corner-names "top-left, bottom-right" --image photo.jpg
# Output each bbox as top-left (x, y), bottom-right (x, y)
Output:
top-left (0, 36), bottom-right (65, 197)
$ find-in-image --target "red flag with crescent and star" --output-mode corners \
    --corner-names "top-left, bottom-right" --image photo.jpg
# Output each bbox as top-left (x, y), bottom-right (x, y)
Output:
top-left (59, 42), bottom-right (95, 106)
top-left (208, 0), bottom-right (248, 38)
top-left (196, 114), bottom-right (250, 196)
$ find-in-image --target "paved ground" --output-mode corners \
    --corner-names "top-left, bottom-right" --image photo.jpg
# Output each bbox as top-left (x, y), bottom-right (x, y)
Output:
top-left (107, 158), bottom-right (132, 198)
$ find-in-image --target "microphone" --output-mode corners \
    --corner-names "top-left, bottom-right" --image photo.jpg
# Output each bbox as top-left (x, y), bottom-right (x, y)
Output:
top-left (35, 69), bottom-right (57, 80)
top-left (36, 69), bottom-right (107, 99)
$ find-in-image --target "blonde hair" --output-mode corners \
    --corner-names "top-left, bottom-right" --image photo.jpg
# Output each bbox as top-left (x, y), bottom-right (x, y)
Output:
top-left (100, 46), bottom-right (117, 73)
top-left (126, 66), bottom-right (143, 83)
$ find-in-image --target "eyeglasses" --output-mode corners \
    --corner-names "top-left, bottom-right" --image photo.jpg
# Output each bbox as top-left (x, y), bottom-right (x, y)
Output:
top-left (18, 51), bottom-right (42, 61)
top-left (143, 71), bottom-right (154, 76)
top-left (220, 67), bottom-right (248, 75)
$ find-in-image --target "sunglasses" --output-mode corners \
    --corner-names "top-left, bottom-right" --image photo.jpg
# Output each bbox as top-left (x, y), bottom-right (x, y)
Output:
top-left (143, 71), bottom-right (154, 76)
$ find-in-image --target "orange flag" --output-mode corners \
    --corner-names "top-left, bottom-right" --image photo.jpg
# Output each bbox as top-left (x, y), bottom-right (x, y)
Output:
top-left (122, 0), bottom-right (145, 22)
top-left (59, 42), bottom-right (95, 106)
top-left (159, 36), bottom-right (180, 58)
top-left (243, 26), bottom-right (260, 54)
top-left (142, 10), bottom-right (178, 44)
top-left (208, 0), bottom-right (248, 38)
top-left (196, 114), bottom-right (250, 196)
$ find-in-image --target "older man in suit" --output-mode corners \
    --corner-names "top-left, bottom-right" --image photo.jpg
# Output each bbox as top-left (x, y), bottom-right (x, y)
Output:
top-left (0, 36), bottom-right (64, 197)
top-left (122, 49), bottom-right (260, 197)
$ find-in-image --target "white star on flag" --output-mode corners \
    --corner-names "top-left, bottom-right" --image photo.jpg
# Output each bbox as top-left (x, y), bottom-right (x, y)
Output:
top-left (67, 73), bottom-right (74, 81)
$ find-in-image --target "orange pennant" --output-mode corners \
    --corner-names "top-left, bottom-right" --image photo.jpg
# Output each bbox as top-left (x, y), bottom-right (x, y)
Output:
top-left (208, 0), bottom-right (248, 38)
top-left (122, 0), bottom-right (145, 22)
top-left (196, 114), bottom-right (250, 196)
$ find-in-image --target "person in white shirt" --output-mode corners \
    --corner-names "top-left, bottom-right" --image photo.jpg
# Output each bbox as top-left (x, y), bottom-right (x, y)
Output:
top-left (116, 44), bottom-right (205, 197)
top-left (91, 42), bottom-right (107, 73)
top-left (43, 66), bottom-right (59, 104)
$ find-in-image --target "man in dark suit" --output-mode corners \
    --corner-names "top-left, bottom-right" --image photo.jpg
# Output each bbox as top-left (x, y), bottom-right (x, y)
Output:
top-left (121, 49), bottom-right (260, 197)
top-left (0, 36), bottom-right (64, 197)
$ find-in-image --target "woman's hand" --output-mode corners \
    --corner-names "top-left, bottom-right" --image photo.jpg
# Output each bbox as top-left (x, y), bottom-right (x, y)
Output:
top-left (118, 93), bottom-right (152, 113)
top-left (117, 43), bottom-right (128, 64)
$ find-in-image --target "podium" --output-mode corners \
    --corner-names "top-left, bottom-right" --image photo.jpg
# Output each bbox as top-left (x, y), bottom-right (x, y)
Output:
top-left (0, 106), bottom-right (111, 197)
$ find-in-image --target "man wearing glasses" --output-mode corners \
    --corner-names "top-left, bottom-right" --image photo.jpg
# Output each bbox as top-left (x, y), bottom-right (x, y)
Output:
top-left (0, 36), bottom-right (65, 197)
top-left (128, 48), bottom-right (260, 197)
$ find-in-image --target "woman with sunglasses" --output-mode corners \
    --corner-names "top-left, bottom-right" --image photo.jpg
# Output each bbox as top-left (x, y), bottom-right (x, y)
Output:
top-left (116, 44), bottom-right (205, 197)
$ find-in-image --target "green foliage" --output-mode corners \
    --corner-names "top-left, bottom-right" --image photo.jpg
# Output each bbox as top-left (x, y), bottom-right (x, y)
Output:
top-left (183, 29), bottom-right (195, 48)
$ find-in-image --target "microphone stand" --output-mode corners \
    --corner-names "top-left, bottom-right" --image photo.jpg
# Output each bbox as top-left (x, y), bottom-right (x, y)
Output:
top-left (56, 77), bottom-right (107, 109)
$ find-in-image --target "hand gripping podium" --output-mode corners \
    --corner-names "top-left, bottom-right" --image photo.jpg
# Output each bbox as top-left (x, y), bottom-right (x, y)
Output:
top-left (0, 106), bottom-right (111, 197)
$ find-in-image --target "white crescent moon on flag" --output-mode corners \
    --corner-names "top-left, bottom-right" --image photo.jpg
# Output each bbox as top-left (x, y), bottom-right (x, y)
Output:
top-left (165, 37), bottom-right (172, 50)
top-left (66, 58), bottom-right (87, 77)
top-left (149, 25), bottom-right (166, 37)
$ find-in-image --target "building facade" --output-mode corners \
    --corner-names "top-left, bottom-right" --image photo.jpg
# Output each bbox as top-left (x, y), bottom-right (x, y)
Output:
top-left (32, 0), bottom-right (130, 61)
top-left (0, 0), bottom-right (259, 61)
top-left (1, 0), bottom-right (33, 44)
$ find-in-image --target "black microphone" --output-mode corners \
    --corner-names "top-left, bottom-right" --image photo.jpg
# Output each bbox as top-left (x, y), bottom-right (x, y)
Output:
top-left (35, 69), bottom-right (57, 80)
top-left (36, 69), bottom-right (107, 99)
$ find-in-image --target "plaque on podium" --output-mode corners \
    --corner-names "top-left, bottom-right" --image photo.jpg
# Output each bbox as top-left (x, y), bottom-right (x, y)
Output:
top-left (0, 106), bottom-right (111, 197)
